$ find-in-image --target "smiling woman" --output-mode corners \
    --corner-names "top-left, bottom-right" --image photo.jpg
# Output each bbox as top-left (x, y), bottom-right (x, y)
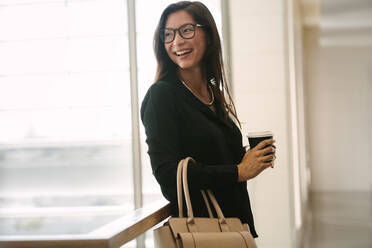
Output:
top-left (135, 0), bottom-right (223, 210)
top-left (140, 2), bottom-right (276, 245)
top-left (163, 12), bottom-right (208, 72)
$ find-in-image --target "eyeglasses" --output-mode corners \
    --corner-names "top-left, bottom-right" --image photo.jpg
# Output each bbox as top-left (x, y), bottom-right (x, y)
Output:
top-left (160, 23), bottom-right (204, 43)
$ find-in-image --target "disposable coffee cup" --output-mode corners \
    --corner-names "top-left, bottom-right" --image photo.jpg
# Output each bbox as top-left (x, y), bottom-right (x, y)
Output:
top-left (247, 131), bottom-right (274, 162)
top-left (247, 131), bottom-right (273, 149)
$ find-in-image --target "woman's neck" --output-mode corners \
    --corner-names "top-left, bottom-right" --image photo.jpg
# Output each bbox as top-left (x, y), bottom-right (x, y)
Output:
top-left (178, 66), bottom-right (207, 94)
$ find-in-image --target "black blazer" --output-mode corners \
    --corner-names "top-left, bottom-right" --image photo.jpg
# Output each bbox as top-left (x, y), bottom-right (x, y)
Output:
top-left (140, 72), bottom-right (258, 237)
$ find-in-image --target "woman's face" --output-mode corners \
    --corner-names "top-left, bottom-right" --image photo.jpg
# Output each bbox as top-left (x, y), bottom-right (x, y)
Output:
top-left (164, 10), bottom-right (207, 71)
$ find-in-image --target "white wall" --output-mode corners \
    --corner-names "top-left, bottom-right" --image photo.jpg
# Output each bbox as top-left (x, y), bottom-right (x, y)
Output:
top-left (229, 0), bottom-right (305, 247)
top-left (303, 27), bottom-right (372, 192)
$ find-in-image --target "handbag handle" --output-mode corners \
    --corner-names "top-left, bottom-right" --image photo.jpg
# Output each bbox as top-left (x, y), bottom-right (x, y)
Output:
top-left (177, 158), bottom-right (213, 218)
top-left (180, 158), bottom-right (229, 229)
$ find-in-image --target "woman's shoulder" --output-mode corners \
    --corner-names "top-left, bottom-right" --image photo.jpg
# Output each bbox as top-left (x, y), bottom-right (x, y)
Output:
top-left (140, 76), bottom-right (180, 118)
top-left (143, 74), bottom-right (180, 102)
top-left (148, 80), bottom-right (176, 97)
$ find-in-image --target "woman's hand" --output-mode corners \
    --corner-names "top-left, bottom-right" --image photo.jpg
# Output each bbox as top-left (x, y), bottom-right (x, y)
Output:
top-left (237, 139), bottom-right (276, 182)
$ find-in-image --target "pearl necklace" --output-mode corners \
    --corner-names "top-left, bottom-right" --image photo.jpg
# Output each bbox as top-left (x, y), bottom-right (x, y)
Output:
top-left (181, 80), bottom-right (215, 106)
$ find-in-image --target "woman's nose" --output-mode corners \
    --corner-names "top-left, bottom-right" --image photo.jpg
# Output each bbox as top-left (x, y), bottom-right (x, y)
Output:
top-left (172, 31), bottom-right (185, 45)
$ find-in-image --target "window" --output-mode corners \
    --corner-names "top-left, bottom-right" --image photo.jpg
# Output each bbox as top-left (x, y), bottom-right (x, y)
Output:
top-left (0, 0), bottom-right (133, 235)
top-left (0, 0), bottom-right (223, 246)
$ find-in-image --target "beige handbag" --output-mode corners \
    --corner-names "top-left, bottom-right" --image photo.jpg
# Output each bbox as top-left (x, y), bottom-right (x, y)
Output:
top-left (153, 157), bottom-right (257, 248)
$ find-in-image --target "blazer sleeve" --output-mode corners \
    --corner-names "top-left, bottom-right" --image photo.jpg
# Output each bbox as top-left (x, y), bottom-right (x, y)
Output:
top-left (140, 82), bottom-right (238, 199)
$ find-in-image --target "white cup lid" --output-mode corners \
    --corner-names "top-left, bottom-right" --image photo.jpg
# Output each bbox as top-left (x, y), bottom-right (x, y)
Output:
top-left (247, 131), bottom-right (273, 138)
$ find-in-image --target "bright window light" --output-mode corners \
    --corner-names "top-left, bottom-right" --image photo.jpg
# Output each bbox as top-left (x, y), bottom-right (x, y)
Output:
top-left (0, 0), bottom-right (223, 242)
top-left (0, 0), bottom-right (133, 236)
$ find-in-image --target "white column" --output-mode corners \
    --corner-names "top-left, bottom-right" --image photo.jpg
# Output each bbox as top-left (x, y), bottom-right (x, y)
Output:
top-left (229, 0), bottom-right (304, 247)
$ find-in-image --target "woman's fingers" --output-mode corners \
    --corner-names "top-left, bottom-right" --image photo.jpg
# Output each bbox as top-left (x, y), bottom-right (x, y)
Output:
top-left (259, 153), bottom-right (275, 163)
top-left (256, 145), bottom-right (275, 157)
top-left (239, 143), bottom-right (277, 181)
top-left (255, 138), bottom-right (275, 150)
top-left (263, 161), bottom-right (274, 168)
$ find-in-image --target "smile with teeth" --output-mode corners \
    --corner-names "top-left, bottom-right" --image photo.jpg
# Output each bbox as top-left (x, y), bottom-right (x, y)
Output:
top-left (175, 49), bottom-right (192, 56)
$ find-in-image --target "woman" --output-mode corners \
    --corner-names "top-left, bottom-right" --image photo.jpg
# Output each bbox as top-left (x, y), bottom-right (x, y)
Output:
top-left (140, 1), bottom-right (276, 238)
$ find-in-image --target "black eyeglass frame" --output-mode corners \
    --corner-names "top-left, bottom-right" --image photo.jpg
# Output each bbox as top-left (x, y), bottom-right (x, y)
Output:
top-left (160, 23), bottom-right (205, 44)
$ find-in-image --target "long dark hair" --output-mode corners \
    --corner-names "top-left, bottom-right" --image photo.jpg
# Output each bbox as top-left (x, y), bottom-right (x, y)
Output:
top-left (153, 1), bottom-right (240, 127)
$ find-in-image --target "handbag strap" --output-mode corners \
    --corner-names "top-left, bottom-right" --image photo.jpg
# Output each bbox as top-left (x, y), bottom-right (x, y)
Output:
top-left (181, 158), bottom-right (229, 229)
top-left (181, 157), bottom-right (195, 223)
top-left (206, 189), bottom-right (229, 231)
top-left (200, 190), bottom-right (214, 218)
top-left (177, 158), bottom-right (213, 218)
top-left (176, 159), bottom-right (185, 217)
top-left (177, 157), bottom-right (230, 231)
top-left (205, 189), bottom-right (226, 220)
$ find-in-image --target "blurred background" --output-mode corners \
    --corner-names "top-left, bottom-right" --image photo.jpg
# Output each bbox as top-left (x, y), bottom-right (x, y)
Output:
top-left (0, 0), bottom-right (371, 247)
